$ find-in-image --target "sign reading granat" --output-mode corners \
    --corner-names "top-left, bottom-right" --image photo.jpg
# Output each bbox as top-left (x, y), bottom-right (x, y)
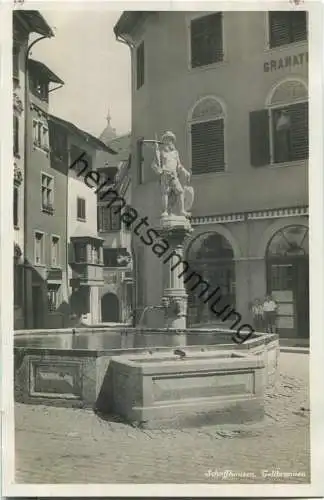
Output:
top-left (264, 52), bottom-right (308, 73)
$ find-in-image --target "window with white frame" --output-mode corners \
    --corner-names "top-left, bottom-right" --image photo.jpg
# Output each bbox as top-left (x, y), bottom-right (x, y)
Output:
top-left (189, 97), bottom-right (225, 174)
top-left (77, 197), bottom-right (86, 221)
top-left (47, 284), bottom-right (60, 312)
top-left (51, 236), bottom-right (60, 267)
top-left (41, 173), bottom-right (54, 212)
top-left (268, 11), bottom-right (307, 49)
top-left (250, 80), bottom-right (308, 167)
top-left (190, 13), bottom-right (224, 68)
top-left (34, 232), bottom-right (44, 265)
top-left (33, 120), bottom-right (49, 151)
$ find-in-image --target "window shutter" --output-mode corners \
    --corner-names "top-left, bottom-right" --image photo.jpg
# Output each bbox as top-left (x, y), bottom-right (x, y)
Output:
top-left (291, 11), bottom-right (307, 43)
top-left (136, 42), bottom-right (144, 89)
top-left (191, 13), bottom-right (223, 68)
top-left (289, 102), bottom-right (308, 160)
top-left (137, 139), bottom-right (144, 184)
top-left (249, 109), bottom-right (270, 167)
top-left (191, 119), bottom-right (225, 174)
top-left (269, 12), bottom-right (291, 48)
top-left (13, 116), bottom-right (19, 154)
top-left (13, 187), bottom-right (18, 227)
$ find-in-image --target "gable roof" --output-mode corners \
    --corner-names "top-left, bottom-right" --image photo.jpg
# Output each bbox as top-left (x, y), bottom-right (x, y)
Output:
top-left (96, 133), bottom-right (131, 170)
top-left (49, 114), bottom-right (118, 154)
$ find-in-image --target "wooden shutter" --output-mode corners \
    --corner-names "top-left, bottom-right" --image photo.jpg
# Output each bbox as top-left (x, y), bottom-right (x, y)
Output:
top-left (289, 102), bottom-right (308, 160)
top-left (249, 109), bottom-right (270, 167)
top-left (13, 116), bottom-right (19, 155)
top-left (191, 13), bottom-right (223, 68)
top-left (13, 186), bottom-right (18, 227)
top-left (291, 11), bottom-right (307, 43)
top-left (137, 138), bottom-right (144, 184)
top-left (269, 12), bottom-right (291, 48)
top-left (136, 42), bottom-right (144, 89)
top-left (191, 119), bottom-right (225, 174)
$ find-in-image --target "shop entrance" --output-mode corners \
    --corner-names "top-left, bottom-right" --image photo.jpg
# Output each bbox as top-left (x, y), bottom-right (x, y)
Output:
top-left (266, 225), bottom-right (309, 338)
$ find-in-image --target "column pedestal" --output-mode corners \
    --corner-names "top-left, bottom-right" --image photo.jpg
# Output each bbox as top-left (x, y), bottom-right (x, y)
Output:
top-left (159, 215), bottom-right (193, 347)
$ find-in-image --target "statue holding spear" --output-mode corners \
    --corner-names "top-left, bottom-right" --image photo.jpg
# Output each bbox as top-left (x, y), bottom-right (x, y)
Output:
top-left (142, 131), bottom-right (194, 217)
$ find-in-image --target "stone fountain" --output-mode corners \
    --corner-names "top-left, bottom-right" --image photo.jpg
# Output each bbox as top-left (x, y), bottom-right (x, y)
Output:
top-left (14, 131), bottom-right (279, 428)
top-left (108, 131), bottom-right (276, 428)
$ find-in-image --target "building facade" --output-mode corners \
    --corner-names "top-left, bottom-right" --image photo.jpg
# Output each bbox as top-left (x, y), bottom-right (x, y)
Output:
top-left (95, 133), bottom-right (133, 323)
top-left (52, 115), bottom-right (115, 326)
top-left (13, 11), bottom-right (54, 329)
top-left (115, 11), bottom-right (309, 338)
top-left (24, 59), bottom-right (67, 329)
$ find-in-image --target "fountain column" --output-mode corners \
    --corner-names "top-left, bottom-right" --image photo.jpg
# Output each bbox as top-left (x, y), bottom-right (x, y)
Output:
top-left (159, 217), bottom-right (193, 346)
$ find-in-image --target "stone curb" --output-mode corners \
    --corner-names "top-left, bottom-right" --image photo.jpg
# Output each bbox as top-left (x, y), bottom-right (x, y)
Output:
top-left (280, 346), bottom-right (309, 354)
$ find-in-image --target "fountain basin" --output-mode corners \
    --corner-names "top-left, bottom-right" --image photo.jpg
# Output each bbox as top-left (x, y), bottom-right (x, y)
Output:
top-left (14, 329), bottom-right (279, 413)
top-left (110, 350), bottom-right (265, 428)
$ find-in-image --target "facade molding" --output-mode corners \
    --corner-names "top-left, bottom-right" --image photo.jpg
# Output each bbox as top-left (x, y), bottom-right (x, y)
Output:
top-left (191, 206), bottom-right (308, 225)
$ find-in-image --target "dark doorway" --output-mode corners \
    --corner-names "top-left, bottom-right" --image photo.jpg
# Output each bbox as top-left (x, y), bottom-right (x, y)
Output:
top-left (101, 292), bottom-right (120, 322)
top-left (32, 285), bottom-right (43, 329)
top-left (186, 232), bottom-right (235, 326)
top-left (266, 225), bottom-right (309, 338)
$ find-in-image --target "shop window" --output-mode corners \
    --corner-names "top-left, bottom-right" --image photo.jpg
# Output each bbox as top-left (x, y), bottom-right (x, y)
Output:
top-left (191, 13), bottom-right (223, 68)
top-left (47, 285), bottom-right (60, 312)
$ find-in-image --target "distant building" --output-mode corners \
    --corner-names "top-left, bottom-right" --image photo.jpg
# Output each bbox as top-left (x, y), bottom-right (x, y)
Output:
top-left (95, 130), bottom-right (133, 323)
top-left (115, 11), bottom-right (309, 339)
top-left (13, 10), bottom-right (54, 329)
top-left (49, 115), bottom-right (115, 326)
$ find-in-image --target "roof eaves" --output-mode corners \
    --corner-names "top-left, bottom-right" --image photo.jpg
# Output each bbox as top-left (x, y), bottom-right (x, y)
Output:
top-left (49, 114), bottom-right (118, 155)
top-left (28, 59), bottom-right (64, 85)
top-left (17, 10), bottom-right (54, 37)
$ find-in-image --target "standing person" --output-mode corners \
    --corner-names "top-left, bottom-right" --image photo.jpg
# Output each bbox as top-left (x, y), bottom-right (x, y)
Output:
top-left (263, 295), bottom-right (278, 333)
top-left (251, 299), bottom-right (264, 332)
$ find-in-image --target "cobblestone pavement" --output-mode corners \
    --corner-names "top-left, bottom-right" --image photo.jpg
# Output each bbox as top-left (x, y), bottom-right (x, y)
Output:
top-left (15, 353), bottom-right (310, 484)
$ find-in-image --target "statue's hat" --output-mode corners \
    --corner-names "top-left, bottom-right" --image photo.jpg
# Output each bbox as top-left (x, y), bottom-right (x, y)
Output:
top-left (161, 131), bottom-right (176, 142)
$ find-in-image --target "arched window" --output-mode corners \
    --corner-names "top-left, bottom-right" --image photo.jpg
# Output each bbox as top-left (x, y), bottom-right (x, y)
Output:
top-left (250, 79), bottom-right (308, 167)
top-left (189, 97), bottom-right (225, 175)
top-left (267, 225), bottom-right (308, 258)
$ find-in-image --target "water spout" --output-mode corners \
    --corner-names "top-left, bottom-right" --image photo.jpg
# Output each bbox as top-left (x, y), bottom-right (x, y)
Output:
top-left (138, 305), bottom-right (164, 327)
